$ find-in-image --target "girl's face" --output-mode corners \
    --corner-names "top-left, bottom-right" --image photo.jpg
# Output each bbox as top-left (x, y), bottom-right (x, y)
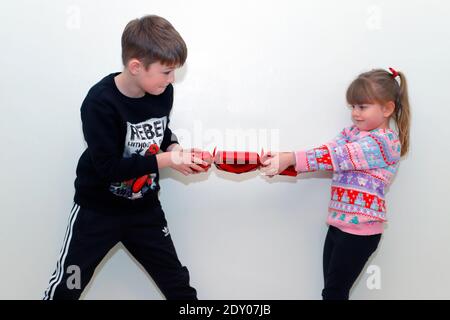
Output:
top-left (349, 102), bottom-right (395, 131)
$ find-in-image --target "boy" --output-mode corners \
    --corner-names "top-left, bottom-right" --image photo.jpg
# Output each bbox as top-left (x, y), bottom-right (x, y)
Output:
top-left (43, 15), bottom-right (208, 300)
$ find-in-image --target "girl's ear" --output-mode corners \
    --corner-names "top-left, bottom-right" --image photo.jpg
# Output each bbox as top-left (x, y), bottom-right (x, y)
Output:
top-left (383, 101), bottom-right (396, 118)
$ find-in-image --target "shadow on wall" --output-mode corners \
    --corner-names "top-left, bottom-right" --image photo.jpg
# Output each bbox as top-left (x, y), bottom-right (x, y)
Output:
top-left (160, 167), bottom-right (333, 185)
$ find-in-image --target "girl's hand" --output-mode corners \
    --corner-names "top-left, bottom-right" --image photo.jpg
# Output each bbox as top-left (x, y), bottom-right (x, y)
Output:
top-left (260, 151), bottom-right (296, 177)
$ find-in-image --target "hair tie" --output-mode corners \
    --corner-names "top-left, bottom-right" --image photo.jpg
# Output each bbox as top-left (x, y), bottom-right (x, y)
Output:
top-left (388, 67), bottom-right (399, 78)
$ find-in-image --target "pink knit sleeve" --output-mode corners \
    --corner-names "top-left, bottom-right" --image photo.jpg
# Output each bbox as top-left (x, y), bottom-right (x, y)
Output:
top-left (294, 127), bottom-right (349, 173)
top-left (294, 129), bottom-right (401, 173)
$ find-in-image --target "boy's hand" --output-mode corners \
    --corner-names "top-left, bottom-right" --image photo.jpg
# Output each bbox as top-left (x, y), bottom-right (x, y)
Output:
top-left (157, 149), bottom-right (210, 176)
top-left (190, 149), bottom-right (214, 171)
top-left (260, 151), bottom-right (296, 177)
top-left (171, 150), bottom-right (206, 175)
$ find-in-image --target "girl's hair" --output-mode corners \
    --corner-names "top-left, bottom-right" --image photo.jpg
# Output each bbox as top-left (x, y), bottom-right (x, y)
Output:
top-left (346, 69), bottom-right (410, 157)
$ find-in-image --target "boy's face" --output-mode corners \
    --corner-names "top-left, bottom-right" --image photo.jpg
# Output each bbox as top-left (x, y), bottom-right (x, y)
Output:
top-left (135, 61), bottom-right (178, 95)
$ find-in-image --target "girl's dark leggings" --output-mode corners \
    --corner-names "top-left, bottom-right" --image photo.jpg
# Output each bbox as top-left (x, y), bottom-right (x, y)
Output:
top-left (322, 225), bottom-right (381, 300)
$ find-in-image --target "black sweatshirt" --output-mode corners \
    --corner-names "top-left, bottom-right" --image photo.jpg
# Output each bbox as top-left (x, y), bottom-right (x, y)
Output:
top-left (74, 72), bottom-right (179, 214)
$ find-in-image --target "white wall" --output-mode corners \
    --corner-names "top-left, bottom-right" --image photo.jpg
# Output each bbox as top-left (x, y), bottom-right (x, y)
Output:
top-left (1, 0), bottom-right (449, 299)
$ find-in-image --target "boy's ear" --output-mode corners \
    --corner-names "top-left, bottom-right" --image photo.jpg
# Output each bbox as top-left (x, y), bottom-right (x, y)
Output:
top-left (383, 101), bottom-right (396, 118)
top-left (127, 59), bottom-right (142, 75)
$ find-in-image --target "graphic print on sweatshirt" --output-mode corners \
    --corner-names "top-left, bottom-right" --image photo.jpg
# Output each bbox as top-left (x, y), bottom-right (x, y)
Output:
top-left (109, 116), bottom-right (167, 200)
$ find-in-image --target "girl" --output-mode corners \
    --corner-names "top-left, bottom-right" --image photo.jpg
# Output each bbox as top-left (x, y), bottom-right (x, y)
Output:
top-left (261, 68), bottom-right (410, 300)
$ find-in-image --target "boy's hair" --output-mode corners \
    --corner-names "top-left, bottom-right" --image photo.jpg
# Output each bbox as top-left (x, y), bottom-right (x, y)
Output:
top-left (121, 15), bottom-right (187, 69)
top-left (346, 69), bottom-right (411, 157)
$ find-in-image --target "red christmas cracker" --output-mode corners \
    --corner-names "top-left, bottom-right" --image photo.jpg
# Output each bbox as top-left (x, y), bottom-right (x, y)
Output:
top-left (134, 148), bottom-right (297, 192)
top-left (212, 149), bottom-right (297, 176)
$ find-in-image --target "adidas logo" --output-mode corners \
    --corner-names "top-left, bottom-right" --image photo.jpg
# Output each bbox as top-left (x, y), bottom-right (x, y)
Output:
top-left (162, 226), bottom-right (170, 237)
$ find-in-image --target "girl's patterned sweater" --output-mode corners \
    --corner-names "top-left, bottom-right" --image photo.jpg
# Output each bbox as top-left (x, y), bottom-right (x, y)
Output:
top-left (294, 125), bottom-right (401, 235)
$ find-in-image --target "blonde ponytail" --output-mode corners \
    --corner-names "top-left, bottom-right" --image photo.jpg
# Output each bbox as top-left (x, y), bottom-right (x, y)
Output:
top-left (395, 72), bottom-right (410, 157)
